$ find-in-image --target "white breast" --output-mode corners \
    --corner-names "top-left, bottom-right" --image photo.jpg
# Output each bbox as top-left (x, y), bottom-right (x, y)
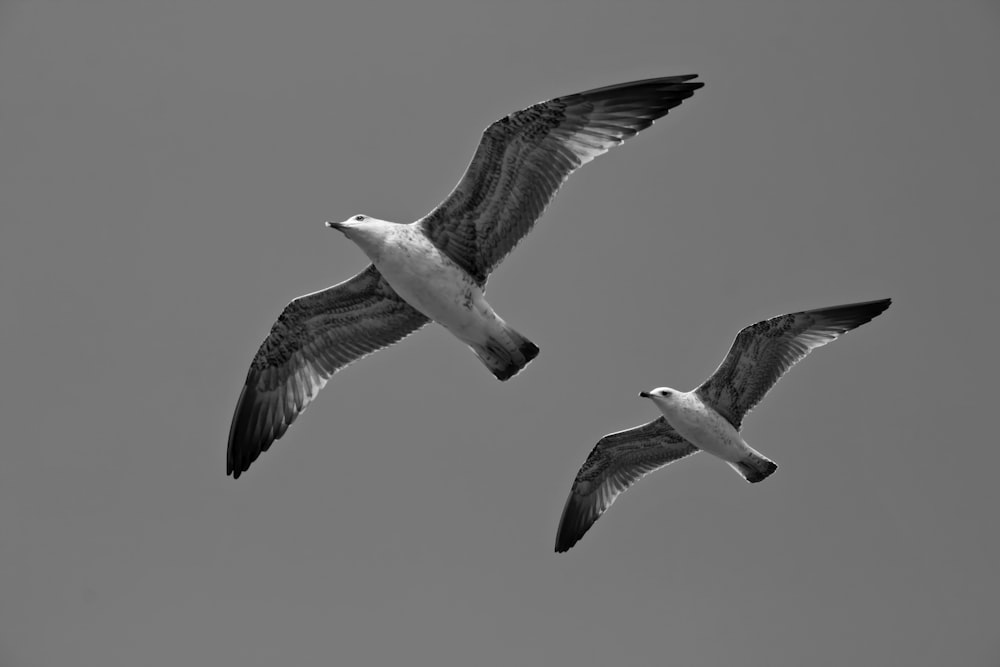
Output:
top-left (369, 227), bottom-right (493, 339)
top-left (658, 394), bottom-right (747, 463)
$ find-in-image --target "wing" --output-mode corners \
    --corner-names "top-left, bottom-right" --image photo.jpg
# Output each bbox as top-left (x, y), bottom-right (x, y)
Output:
top-left (554, 417), bottom-right (699, 553)
top-left (227, 265), bottom-right (430, 478)
top-left (420, 75), bottom-right (704, 285)
top-left (695, 298), bottom-right (892, 430)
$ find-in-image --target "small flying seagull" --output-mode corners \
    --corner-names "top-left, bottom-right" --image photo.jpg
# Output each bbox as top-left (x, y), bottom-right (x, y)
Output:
top-left (554, 298), bottom-right (891, 553)
top-left (227, 75), bottom-right (704, 478)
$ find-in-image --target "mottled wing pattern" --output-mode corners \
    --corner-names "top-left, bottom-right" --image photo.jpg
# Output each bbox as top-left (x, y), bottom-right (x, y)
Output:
top-left (227, 265), bottom-right (430, 478)
top-left (695, 299), bottom-right (892, 430)
top-left (555, 417), bottom-right (699, 553)
top-left (420, 75), bottom-right (704, 285)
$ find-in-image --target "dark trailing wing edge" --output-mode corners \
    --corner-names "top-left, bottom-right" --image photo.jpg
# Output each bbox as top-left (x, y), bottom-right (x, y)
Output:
top-left (227, 265), bottom-right (430, 478)
top-left (421, 75), bottom-right (704, 286)
top-left (555, 417), bottom-right (699, 553)
top-left (695, 298), bottom-right (892, 430)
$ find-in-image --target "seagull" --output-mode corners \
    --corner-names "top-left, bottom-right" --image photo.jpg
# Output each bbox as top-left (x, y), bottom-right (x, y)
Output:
top-left (554, 298), bottom-right (891, 552)
top-left (227, 75), bottom-right (704, 478)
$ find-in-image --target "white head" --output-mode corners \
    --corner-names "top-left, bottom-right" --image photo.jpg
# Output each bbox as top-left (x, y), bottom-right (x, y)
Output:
top-left (639, 387), bottom-right (679, 406)
top-left (325, 214), bottom-right (375, 235)
top-left (325, 214), bottom-right (394, 255)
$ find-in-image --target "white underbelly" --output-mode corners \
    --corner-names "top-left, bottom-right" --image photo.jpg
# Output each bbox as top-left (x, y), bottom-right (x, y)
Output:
top-left (665, 407), bottom-right (747, 463)
top-left (374, 247), bottom-right (493, 340)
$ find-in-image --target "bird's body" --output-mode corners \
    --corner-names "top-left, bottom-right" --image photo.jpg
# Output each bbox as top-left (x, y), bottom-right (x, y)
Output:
top-left (329, 216), bottom-right (537, 380)
top-left (555, 298), bottom-right (892, 552)
top-left (643, 389), bottom-right (777, 484)
top-left (332, 218), bottom-right (484, 339)
top-left (227, 75), bottom-right (704, 477)
top-left (646, 391), bottom-right (757, 471)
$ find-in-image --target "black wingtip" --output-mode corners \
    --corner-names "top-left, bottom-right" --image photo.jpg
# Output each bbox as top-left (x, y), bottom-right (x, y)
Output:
top-left (846, 297), bottom-right (892, 312)
top-left (870, 297), bottom-right (892, 312)
top-left (226, 381), bottom-right (270, 480)
top-left (816, 297), bottom-right (893, 329)
top-left (554, 533), bottom-right (580, 554)
top-left (554, 529), bottom-right (577, 554)
top-left (637, 73), bottom-right (704, 89)
top-left (577, 74), bottom-right (705, 101)
top-left (863, 297), bottom-right (892, 320)
top-left (553, 493), bottom-right (589, 553)
top-left (670, 73), bottom-right (705, 90)
top-left (226, 384), bottom-right (249, 479)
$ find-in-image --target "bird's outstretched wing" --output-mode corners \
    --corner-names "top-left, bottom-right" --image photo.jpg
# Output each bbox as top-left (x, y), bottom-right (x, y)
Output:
top-left (695, 298), bottom-right (892, 430)
top-left (555, 417), bottom-right (698, 553)
top-left (420, 75), bottom-right (704, 285)
top-left (227, 265), bottom-right (430, 478)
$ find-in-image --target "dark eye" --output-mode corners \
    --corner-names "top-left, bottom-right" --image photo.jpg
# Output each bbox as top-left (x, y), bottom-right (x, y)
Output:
top-left (354, 215), bottom-right (365, 221)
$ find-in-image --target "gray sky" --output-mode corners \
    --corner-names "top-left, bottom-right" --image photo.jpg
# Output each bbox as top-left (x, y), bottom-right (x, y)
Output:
top-left (1, 1), bottom-right (998, 665)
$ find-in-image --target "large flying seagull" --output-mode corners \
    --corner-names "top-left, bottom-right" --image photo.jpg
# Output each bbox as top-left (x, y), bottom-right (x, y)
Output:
top-left (554, 298), bottom-right (891, 552)
top-left (228, 75), bottom-right (704, 478)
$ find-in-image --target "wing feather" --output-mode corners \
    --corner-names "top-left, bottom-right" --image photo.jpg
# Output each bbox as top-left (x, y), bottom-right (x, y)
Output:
top-left (227, 265), bottom-right (430, 478)
top-left (695, 299), bottom-right (892, 430)
top-left (421, 75), bottom-right (704, 284)
top-left (554, 417), bottom-right (699, 553)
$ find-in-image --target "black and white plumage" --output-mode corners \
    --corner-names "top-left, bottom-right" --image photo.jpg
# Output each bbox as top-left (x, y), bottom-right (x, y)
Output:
top-left (420, 75), bottom-right (703, 285)
top-left (554, 299), bottom-right (892, 553)
top-left (228, 76), bottom-right (704, 478)
top-left (226, 266), bottom-right (430, 478)
top-left (555, 418), bottom-right (698, 554)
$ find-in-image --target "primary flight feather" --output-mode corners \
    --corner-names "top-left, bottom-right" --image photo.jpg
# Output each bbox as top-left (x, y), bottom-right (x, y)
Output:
top-left (228, 75), bottom-right (704, 478)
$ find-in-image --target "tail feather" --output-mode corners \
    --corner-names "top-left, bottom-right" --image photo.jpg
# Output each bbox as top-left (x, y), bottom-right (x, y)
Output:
top-left (472, 324), bottom-right (539, 381)
top-left (732, 450), bottom-right (778, 484)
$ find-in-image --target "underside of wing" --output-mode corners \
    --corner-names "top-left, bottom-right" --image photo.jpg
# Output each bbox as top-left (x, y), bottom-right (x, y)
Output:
top-left (227, 265), bottom-right (430, 478)
top-left (555, 417), bottom-right (699, 553)
top-left (695, 298), bottom-right (892, 430)
top-left (421, 75), bottom-right (704, 285)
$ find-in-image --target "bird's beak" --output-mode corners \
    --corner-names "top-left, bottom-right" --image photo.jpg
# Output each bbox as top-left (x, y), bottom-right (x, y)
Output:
top-left (638, 391), bottom-right (652, 399)
top-left (325, 221), bottom-right (343, 230)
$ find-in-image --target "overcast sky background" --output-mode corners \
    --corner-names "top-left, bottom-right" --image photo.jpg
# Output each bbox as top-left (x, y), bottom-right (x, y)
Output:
top-left (1, 1), bottom-right (998, 665)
